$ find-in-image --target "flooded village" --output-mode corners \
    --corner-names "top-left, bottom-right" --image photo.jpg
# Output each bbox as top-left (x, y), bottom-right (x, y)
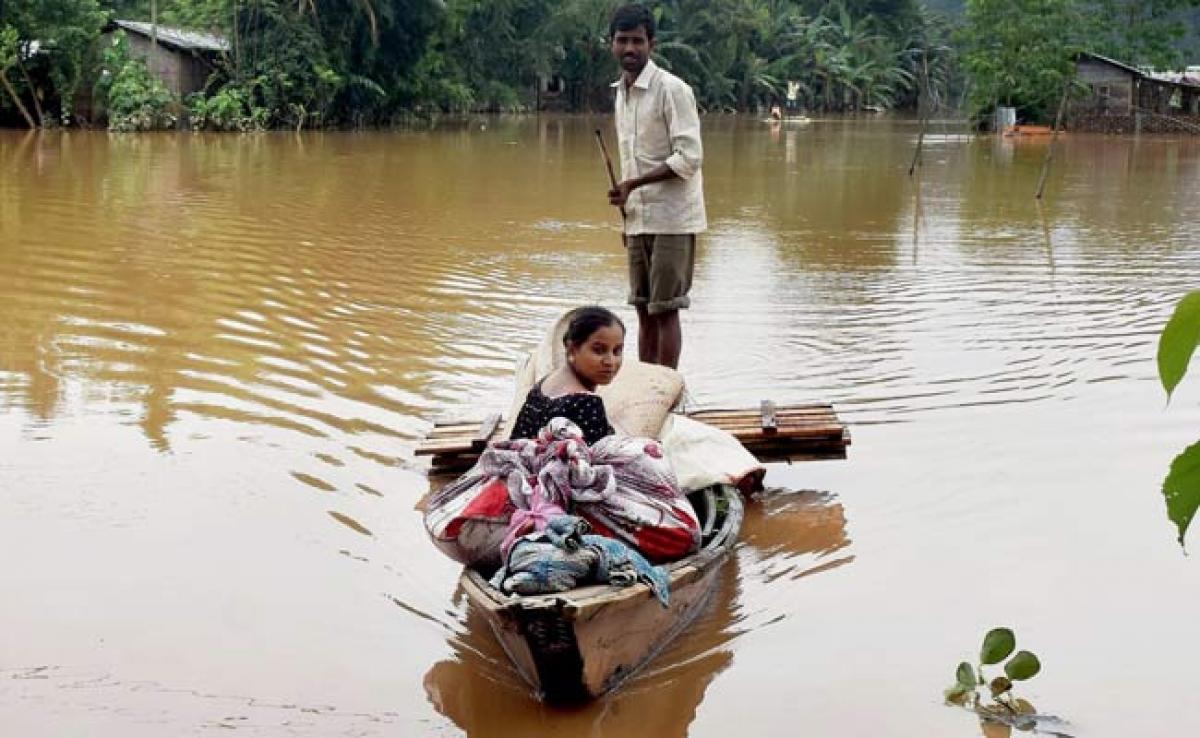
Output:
top-left (3, 2), bottom-right (1200, 737)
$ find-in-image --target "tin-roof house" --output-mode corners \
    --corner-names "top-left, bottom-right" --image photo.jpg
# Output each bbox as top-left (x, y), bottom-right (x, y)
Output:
top-left (103, 20), bottom-right (229, 98)
top-left (1073, 52), bottom-right (1200, 133)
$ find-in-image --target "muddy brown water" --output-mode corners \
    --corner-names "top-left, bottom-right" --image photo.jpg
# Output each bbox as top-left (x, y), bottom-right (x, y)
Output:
top-left (2, 118), bottom-right (1199, 737)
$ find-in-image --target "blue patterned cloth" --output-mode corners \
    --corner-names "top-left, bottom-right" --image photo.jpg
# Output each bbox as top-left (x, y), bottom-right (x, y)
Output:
top-left (490, 515), bottom-right (671, 606)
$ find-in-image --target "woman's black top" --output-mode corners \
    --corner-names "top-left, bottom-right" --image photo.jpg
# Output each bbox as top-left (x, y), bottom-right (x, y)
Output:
top-left (509, 379), bottom-right (614, 446)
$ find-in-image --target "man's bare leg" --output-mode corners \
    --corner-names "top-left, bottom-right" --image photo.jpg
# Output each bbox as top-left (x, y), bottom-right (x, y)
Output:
top-left (636, 305), bottom-right (659, 364)
top-left (658, 309), bottom-right (682, 369)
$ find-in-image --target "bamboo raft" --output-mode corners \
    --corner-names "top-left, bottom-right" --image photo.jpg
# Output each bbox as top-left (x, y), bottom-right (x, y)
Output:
top-left (416, 401), bottom-right (850, 474)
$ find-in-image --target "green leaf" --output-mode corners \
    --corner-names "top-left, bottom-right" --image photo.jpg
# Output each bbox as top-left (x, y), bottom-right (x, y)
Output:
top-left (1157, 292), bottom-right (1200, 401)
top-left (980, 628), bottom-right (1016, 665)
top-left (989, 676), bottom-right (1013, 697)
top-left (1004, 650), bottom-right (1042, 681)
top-left (956, 661), bottom-right (976, 689)
top-left (1163, 440), bottom-right (1200, 547)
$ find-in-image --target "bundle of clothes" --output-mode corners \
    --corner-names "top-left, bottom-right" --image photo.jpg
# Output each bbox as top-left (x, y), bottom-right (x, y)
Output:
top-left (424, 418), bottom-right (700, 605)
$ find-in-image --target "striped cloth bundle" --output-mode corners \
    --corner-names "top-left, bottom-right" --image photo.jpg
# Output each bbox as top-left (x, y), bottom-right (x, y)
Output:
top-left (425, 418), bottom-right (700, 570)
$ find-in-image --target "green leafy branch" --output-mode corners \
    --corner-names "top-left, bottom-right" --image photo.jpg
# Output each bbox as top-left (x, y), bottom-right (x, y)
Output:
top-left (1156, 291), bottom-right (1200, 547)
top-left (945, 628), bottom-right (1042, 716)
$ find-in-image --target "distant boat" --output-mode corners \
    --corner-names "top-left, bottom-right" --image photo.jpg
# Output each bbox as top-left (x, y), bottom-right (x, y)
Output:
top-left (1002, 124), bottom-right (1057, 137)
top-left (764, 116), bottom-right (812, 125)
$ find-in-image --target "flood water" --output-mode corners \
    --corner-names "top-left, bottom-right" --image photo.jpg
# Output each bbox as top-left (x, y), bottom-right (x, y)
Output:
top-left (2, 117), bottom-right (1200, 737)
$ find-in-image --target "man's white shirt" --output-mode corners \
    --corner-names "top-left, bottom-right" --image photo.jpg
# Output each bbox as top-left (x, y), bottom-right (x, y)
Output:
top-left (612, 59), bottom-right (707, 236)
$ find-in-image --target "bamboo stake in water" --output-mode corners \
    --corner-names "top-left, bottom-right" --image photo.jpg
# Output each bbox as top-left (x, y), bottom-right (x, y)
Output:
top-left (1035, 78), bottom-right (1073, 200)
top-left (909, 54), bottom-right (931, 177)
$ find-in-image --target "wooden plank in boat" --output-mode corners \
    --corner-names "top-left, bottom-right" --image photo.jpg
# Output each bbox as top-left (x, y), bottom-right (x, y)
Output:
top-left (692, 413), bottom-right (838, 427)
top-left (709, 426), bottom-right (842, 439)
top-left (416, 402), bottom-right (850, 466)
top-left (688, 403), bottom-right (835, 417)
top-left (472, 413), bottom-right (502, 450)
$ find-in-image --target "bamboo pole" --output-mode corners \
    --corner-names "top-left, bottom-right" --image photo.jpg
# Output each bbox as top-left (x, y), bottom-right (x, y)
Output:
top-left (1035, 77), bottom-right (1073, 200)
top-left (150, 0), bottom-right (159, 66)
top-left (909, 53), bottom-right (930, 177)
top-left (594, 129), bottom-right (626, 222)
top-left (232, 0), bottom-right (239, 80)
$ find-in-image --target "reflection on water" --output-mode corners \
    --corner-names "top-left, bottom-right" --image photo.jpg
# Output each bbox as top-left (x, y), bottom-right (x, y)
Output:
top-left (3, 119), bottom-right (1200, 736)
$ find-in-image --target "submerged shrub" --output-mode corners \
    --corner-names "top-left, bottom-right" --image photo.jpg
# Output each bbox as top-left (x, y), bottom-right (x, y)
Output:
top-left (187, 86), bottom-right (267, 132)
top-left (95, 32), bottom-right (176, 132)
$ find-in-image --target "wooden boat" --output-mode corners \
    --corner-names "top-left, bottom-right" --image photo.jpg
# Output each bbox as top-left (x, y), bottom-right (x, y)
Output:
top-left (1002, 124), bottom-right (1056, 137)
top-left (764, 115), bottom-right (812, 125)
top-left (458, 484), bottom-right (744, 703)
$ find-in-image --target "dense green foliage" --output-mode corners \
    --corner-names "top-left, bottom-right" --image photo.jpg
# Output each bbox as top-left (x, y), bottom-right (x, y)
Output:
top-left (0, 0), bottom-right (1197, 128)
top-left (94, 30), bottom-right (176, 130)
top-left (958, 0), bottom-right (1200, 122)
top-left (0, 0), bottom-right (107, 126)
top-left (959, 0), bottom-right (1081, 122)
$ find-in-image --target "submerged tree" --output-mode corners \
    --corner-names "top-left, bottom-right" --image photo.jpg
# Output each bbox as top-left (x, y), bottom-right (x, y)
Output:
top-left (959, 0), bottom-right (1082, 123)
top-left (0, 0), bottom-right (106, 126)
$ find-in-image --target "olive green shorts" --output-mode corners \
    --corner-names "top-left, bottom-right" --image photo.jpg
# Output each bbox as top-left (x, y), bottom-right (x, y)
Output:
top-left (625, 234), bottom-right (696, 315)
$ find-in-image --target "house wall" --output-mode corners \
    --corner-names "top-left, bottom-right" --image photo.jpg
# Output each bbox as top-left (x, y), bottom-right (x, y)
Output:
top-left (106, 31), bottom-right (211, 98)
top-left (1074, 58), bottom-right (1135, 114)
top-left (124, 32), bottom-right (184, 95)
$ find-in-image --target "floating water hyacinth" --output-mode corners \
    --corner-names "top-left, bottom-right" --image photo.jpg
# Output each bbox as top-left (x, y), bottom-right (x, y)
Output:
top-left (944, 628), bottom-right (1070, 736)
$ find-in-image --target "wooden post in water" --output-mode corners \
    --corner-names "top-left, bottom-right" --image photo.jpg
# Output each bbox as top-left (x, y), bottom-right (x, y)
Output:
top-left (908, 54), bottom-right (930, 177)
top-left (1035, 77), bottom-right (1073, 200)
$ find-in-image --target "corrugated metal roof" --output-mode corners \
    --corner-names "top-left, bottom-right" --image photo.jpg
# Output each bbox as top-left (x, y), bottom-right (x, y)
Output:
top-left (1077, 52), bottom-right (1144, 77)
top-left (1145, 71), bottom-right (1200, 88)
top-left (1076, 52), bottom-right (1200, 88)
top-left (113, 20), bottom-right (229, 53)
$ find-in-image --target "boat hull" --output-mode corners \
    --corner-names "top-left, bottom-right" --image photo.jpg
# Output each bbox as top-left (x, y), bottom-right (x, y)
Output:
top-left (460, 485), bottom-right (744, 702)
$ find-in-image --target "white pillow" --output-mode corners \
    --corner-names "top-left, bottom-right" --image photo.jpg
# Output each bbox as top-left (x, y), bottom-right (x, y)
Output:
top-left (597, 360), bottom-right (684, 439)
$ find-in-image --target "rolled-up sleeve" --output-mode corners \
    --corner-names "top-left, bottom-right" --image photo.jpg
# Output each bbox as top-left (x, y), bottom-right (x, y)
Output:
top-left (662, 82), bottom-right (703, 180)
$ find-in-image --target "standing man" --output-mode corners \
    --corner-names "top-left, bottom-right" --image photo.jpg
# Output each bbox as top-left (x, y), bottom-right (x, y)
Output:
top-left (607, 3), bottom-right (706, 370)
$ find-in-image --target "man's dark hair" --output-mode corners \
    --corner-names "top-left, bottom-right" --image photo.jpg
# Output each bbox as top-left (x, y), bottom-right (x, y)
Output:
top-left (609, 3), bottom-right (655, 40)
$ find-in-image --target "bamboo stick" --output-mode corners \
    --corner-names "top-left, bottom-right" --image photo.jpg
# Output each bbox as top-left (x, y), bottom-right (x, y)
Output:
top-left (1035, 77), bottom-right (1073, 200)
top-left (594, 129), bottom-right (626, 222)
top-left (909, 54), bottom-right (930, 177)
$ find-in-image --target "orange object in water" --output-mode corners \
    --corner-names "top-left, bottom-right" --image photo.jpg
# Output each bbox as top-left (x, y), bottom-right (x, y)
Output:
top-left (1003, 124), bottom-right (1056, 137)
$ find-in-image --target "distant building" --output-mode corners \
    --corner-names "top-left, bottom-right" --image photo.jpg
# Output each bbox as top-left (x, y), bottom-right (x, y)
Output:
top-left (103, 20), bottom-right (229, 98)
top-left (1072, 52), bottom-right (1200, 133)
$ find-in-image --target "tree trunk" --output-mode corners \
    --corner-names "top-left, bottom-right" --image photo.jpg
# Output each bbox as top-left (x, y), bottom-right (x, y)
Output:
top-left (0, 69), bottom-right (37, 128)
top-left (15, 56), bottom-right (45, 127)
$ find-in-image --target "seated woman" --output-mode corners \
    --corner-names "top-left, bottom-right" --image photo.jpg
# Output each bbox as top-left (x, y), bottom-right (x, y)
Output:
top-left (426, 305), bottom-right (701, 569)
top-left (508, 306), bottom-right (624, 446)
